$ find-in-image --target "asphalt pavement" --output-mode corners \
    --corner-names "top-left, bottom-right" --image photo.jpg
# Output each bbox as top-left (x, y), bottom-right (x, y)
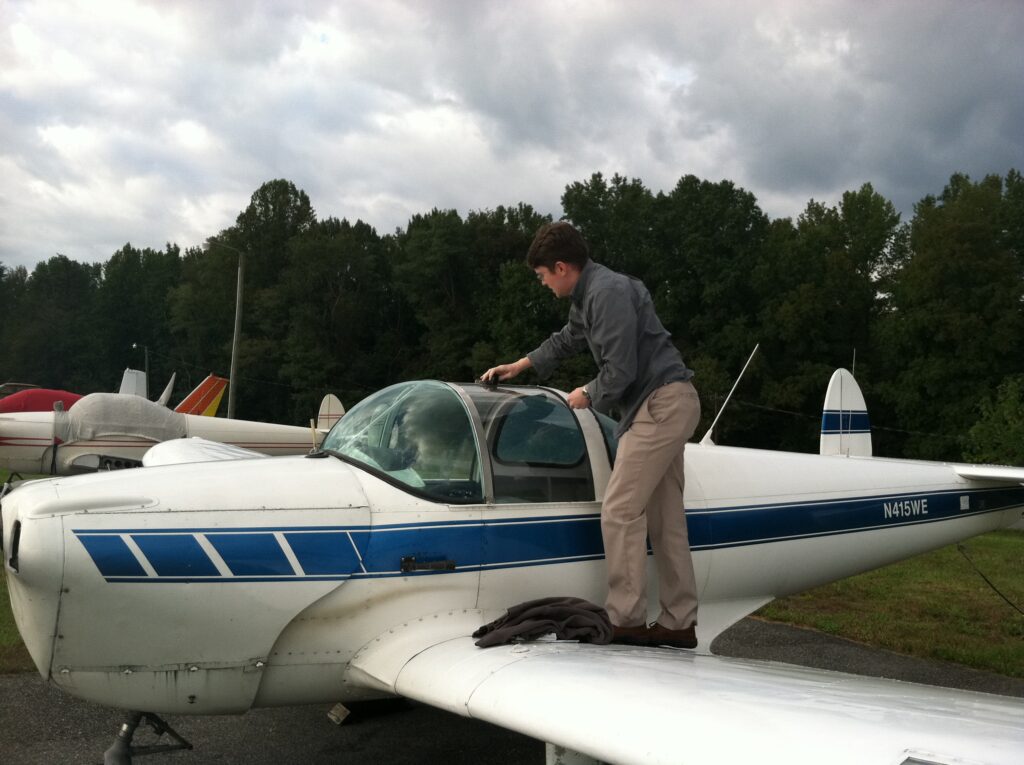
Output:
top-left (2, 617), bottom-right (1022, 765)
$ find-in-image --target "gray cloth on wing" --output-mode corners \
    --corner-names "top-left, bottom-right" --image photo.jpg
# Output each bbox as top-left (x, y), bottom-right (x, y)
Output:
top-left (54, 393), bottom-right (186, 443)
top-left (472, 596), bottom-right (612, 647)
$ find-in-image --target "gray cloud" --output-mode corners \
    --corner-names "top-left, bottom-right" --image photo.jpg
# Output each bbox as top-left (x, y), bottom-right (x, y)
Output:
top-left (2, 0), bottom-right (1022, 269)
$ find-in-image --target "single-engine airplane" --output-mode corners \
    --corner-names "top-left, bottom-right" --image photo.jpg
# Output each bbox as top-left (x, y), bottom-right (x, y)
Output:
top-left (0, 384), bottom-right (343, 475)
top-left (1, 370), bottom-right (1022, 764)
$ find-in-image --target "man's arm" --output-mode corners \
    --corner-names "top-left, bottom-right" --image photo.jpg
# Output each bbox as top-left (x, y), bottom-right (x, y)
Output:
top-left (481, 311), bottom-right (588, 384)
top-left (527, 314), bottom-right (588, 380)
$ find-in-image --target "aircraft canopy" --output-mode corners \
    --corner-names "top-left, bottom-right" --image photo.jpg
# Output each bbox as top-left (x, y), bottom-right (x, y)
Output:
top-left (321, 381), bottom-right (619, 505)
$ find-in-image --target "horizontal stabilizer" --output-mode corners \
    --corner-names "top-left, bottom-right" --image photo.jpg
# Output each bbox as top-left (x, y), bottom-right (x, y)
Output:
top-left (820, 368), bottom-right (872, 457)
top-left (142, 437), bottom-right (267, 467)
top-left (954, 464), bottom-right (1024, 485)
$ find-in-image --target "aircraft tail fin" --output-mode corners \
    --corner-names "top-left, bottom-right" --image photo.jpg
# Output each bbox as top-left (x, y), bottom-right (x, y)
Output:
top-left (175, 374), bottom-right (229, 416)
top-left (155, 373), bottom-right (177, 407)
top-left (820, 368), bottom-right (872, 457)
top-left (118, 368), bottom-right (147, 397)
top-left (317, 394), bottom-right (345, 432)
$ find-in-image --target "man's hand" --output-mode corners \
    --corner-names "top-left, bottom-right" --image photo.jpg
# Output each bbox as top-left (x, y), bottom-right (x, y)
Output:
top-left (480, 357), bottom-right (532, 383)
top-left (567, 386), bottom-right (591, 409)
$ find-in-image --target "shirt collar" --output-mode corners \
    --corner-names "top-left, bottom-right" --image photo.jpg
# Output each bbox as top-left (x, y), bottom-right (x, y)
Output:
top-left (571, 260), bottom-right (595, 307)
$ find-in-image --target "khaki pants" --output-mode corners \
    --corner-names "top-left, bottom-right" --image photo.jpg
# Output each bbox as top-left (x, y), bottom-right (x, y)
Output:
top-left (601, 381), bottom-right (701, 629)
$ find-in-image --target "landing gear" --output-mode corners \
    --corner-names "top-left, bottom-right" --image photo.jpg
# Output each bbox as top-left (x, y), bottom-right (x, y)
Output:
top-left (103, 712), bottom-right (193, 765)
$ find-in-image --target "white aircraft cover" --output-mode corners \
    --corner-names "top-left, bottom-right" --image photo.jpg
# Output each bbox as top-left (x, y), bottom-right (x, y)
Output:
top-left (142, 437), bottom-right (267, 467)
top-left (54, 393), bottom-right (186, 443)
top-left (351, 629), bottom-right (1024, 765)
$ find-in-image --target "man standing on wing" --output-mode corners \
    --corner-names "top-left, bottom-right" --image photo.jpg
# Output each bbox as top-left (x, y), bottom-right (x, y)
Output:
top-left (481, 222), bottom-right (702, 649)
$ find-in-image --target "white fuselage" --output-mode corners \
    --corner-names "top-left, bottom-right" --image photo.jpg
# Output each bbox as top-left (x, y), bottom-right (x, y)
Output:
top-left (2, 441), bottom-right (1020, 715)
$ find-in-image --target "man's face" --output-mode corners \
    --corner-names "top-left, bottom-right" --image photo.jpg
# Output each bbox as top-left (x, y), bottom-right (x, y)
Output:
top-left (534, 262), bottom-right (577, 298)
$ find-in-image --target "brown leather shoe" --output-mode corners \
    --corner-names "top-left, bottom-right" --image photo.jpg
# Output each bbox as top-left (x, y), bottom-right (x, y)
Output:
top-left (645, 623), bottom-right (697, 649)
top-left (611, 624), bottom-right (649, 646)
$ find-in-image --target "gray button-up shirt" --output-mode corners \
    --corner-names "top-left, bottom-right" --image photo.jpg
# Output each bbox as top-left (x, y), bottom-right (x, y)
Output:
top-left (528, 260), bottom-right (693, 436)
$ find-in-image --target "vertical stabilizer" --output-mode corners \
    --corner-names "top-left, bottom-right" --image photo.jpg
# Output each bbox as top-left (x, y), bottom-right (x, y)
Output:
top-left (175, 375), bottom-right (229, 416)
top-left (820, 368), bottom-right (872, 457)
top-left (317, 394), bottom-right (345, 432)
top-left (118, 368), bottom-right (147, 397)
top-left (156, 373), bottom-right (177, 407)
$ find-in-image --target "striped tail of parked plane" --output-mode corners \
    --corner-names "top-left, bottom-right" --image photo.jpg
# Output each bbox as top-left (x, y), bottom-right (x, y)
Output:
top-left (170, 374), bottom-right (229, 416)
top-left (1, 369), bottom-right (1022, 764)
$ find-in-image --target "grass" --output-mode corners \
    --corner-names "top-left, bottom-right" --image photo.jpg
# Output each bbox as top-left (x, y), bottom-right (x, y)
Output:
top-left (1, 462), bottom-right (1022, 678)
top-left (1, 468), bottom-right (46, 672)
top-left (756, 529), bottom-right (1024, 677)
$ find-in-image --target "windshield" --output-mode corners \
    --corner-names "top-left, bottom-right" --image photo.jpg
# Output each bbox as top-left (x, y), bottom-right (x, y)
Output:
top-left (322, 381), bottom-right (482, 503)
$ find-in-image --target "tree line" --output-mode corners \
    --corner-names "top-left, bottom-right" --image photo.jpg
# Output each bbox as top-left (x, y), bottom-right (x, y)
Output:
top-left (1, 170), bottom-right (1022, 464)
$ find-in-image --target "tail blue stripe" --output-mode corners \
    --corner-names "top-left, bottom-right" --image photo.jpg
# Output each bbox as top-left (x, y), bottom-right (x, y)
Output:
top-left (821, 410), bottom-right (871, 434)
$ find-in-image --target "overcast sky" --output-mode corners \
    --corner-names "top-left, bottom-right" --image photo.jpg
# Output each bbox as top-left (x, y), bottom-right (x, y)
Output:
top-left (2, 0), bottom-right (1022, 270)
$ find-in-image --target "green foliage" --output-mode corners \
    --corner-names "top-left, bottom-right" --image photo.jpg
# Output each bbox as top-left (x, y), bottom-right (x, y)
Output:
top-left (3, 169), bottom-right (1023, 459)
top-left (749, 185), bottom-right (903, 451)
top-left (279, 217), bottom-right (407, 416)
top-left (0, 255), bottom-right (102, 391)
top-left (563, 173), bottom-right (657, 279)
top-left (966, 376), bottom-right (1024, 465)
top-left (97, 243), bottom-right (182, 390)
top-left (874, 173), bottom-right (1024, 460)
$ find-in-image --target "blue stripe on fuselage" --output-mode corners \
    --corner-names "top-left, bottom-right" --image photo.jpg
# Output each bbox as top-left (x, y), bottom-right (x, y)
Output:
top-left (72, 486), bottom-right (1024, 583)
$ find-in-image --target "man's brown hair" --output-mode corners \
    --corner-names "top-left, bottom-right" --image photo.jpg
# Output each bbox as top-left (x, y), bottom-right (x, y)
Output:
top-left (526, 222), bottom-right (590, 270)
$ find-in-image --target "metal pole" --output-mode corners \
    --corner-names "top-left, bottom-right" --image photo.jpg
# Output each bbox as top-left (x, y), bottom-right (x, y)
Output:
top-left (227, 250), bottom-right (245, 419)
top-left (207, 237), bottom-right (247, 419)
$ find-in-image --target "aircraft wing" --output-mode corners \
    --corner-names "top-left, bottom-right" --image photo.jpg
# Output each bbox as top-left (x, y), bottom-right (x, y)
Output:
top-left (954, 463), bottom-right (1024, 485)
top-left (349, 620), bottom-right (1024, 765)
top-left (142, 436), bottom-right (267, 467)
